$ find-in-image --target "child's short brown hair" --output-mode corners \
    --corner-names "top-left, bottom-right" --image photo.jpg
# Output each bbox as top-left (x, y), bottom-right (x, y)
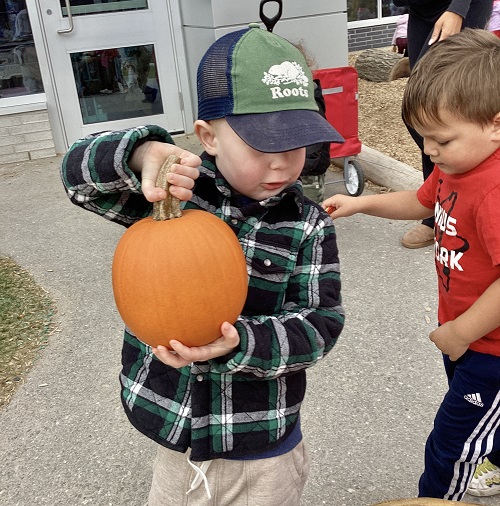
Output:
top-left (402, 29), bottom-right (500, 129)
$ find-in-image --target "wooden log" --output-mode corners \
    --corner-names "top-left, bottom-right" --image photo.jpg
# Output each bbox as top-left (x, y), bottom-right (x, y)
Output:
top-left (355, 48), bottom-right (410, 82)
top-left (332, 145), bottom-right (421, 191)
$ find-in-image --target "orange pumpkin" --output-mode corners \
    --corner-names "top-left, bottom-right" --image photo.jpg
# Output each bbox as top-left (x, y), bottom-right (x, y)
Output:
top-left (112, 155), bottom-right (248, 348)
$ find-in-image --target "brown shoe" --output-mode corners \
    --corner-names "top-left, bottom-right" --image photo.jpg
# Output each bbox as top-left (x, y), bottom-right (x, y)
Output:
top-left (401, 224), bottom-right (434, 249)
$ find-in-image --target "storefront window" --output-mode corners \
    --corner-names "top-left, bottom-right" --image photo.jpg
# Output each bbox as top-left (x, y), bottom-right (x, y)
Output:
top-left (347, 0), bottom-right (405, 22)
top-left (0, 1), bottom-right (43, 99)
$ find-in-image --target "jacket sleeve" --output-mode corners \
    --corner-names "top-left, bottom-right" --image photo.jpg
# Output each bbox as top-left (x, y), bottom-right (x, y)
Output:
top-left (399, 0), bottom-right (473, 19)
top-left (210, 211), bottom-right (344, 379)
top-left (447, 0), bottom-right (472, 19)
top-left (60, 126), bottom-right (174, 227)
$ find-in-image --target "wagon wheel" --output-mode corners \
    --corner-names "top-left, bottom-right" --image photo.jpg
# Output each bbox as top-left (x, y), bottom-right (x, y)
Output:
top-left (344, 158), bottom-right (365, 196)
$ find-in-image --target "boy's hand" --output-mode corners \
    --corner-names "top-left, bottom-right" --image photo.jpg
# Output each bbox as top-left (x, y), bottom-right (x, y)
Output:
top-left (152, 322), bottom-right (240, 368)
top-left (429, 321), bottom-right (469, 361)
top-left (129, 140), bottom-right (201, 203)
top-left (322, 195), bottom-right (358, 219)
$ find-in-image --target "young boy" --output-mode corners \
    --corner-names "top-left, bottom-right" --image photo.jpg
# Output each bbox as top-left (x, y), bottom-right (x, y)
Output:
top-left (61, 25), bottom-right (345, 505)
top-left (323, 28), bottom-right (500, 501)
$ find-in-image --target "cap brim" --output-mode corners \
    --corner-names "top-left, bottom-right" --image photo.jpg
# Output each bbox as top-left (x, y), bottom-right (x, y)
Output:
top-left (226, 110), bottom-right (344, 153)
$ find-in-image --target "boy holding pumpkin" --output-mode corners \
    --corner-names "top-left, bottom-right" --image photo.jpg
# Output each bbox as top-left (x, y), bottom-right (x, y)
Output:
top-left (61, 25), bottom-right (344, 505)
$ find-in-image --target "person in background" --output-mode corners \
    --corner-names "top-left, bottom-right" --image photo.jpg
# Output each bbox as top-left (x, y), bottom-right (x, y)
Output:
top-left (393, 0), bottom-right (492, 249)
top-left (323, 29), bottom-right (500, 501)
top-left (489, 0), bottom-right (500, 37)
top-left (392, 8), bottom-right (409, 55)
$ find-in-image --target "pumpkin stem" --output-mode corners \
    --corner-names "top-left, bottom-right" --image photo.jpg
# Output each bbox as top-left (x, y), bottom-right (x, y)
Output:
top-left (152, 155), bottom-right (182, 221)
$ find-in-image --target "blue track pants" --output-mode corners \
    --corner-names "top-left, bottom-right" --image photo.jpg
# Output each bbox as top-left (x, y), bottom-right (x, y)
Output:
top-left (419, 350), bottom-right (500, 500)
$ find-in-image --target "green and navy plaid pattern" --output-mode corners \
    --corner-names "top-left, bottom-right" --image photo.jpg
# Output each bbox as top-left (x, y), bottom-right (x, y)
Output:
top-left (61, 125), bottom-right (344, 461)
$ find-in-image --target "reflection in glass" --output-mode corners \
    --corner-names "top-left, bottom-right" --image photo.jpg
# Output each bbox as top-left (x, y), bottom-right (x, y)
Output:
top-left (347, 0), bottom-right (399, 21)
top-left (71, 44), bottom-right (163, 125)
top-left (385, 1), bottom-right (399, 17)
top-left (347, 0), bottom-right (376, 21)
top-left (0, 0), bottom-right (44, 98)
top-left (61, 0), bottom-right (148, 17)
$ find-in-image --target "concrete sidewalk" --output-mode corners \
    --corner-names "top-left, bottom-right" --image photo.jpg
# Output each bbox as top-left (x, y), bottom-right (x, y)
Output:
top-left (0, 140), bottom-right (497, 506)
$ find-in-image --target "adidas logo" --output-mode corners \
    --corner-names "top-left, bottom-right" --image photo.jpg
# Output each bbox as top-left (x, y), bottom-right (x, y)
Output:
top-left (464, 393), bottom-right (484, 407)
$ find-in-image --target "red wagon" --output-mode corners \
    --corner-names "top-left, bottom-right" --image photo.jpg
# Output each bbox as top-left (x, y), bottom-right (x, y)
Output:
top-left (313, 66), bottom-right (365, 196)
top-left (258, 0), bottom-right (364, 196)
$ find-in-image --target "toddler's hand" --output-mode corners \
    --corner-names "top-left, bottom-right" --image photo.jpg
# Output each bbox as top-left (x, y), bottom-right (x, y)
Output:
top-left (129, 140), bottom-right (201, 203)
top-left (322, 194), bottom-right (358, 219)
top-left (152, 322), bottom-right (240, 368)
top-left (429, 321), bottom-right (468, 361)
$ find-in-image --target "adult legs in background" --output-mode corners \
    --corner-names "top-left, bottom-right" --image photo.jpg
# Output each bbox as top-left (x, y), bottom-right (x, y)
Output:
top-left (400, 1), bottom-right (492, 248)
top-left (400, 10), bottom-right (436, 248)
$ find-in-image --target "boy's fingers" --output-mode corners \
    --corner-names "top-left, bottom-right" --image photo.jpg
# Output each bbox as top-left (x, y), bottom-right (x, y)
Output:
top-left (168, 186), bottom-right (193, 202)
top-left (166, 171), bottom-right (196, 189)
top-left (221, 322), bottom-right (237, 338)
top-left (220, 322), bottom-right (240, 348)
top-left (179, 152), bottom-right (202, 168)
top-left (153, 345), bottom-right (191, 368)
top-left (141, 181), bottom-right (167, 202)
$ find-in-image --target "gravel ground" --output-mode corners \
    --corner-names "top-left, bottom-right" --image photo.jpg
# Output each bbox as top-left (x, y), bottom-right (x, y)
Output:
top-left (351, 50), bottom-right (422, 170)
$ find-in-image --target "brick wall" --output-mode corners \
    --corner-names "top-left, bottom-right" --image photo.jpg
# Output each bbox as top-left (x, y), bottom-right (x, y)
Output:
top-left (0, 109), bottom-right (56, 165)
top-left (348, 22), bottom-right (396, 52)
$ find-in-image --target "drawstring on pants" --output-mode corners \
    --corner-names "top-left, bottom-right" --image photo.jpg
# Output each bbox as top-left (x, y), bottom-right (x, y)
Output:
top-left (186, 455), bottom-right (212, 499)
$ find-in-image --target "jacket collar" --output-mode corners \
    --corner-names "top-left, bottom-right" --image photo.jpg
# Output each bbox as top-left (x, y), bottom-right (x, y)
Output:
top-left (199, 152), bottom-right (304, 217)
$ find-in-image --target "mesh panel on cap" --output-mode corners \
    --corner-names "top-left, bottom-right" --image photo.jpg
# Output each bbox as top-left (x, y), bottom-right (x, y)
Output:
top-left (197, 29), bottom-right (248, 120)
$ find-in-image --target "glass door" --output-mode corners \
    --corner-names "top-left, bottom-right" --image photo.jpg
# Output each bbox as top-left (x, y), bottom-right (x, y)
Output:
top-left (38, 0), bottom-right (186, 147)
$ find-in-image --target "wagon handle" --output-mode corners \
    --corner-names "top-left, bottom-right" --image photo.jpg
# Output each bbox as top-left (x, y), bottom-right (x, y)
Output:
top-left (259, 0), bottom-right (283, 32)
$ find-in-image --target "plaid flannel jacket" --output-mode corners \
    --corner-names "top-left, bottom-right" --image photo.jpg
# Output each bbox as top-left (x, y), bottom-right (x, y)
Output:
top-left (61, 125), bottom-right (344, 461)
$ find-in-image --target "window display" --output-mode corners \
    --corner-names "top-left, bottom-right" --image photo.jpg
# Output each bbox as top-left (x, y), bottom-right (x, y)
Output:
top-left (347, 0), bottom-right (401, 22)
top-left (70, 44), bottom-right (163, 124)
top-left (0, 0), bottom-right (43, 98)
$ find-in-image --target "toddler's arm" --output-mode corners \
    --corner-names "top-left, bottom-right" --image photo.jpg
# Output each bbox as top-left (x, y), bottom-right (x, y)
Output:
top-left (322, 190), bottom-right (433, 221)
top-left (430, 277), bottom-right (500, 361)
top-left (61, 126), bottom-right (201, 227)
top-left (205, 212), bottom-right (344, 379)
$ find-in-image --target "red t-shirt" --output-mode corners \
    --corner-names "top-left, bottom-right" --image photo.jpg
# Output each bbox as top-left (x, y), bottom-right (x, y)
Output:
top-left (417, 149), bottom-right (500, 356)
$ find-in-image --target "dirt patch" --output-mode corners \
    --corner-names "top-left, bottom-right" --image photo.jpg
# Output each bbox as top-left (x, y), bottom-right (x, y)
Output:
top-left (350, 50), bottom-right (422, 170)
top-left (0, 257), bottom-right (56, 409)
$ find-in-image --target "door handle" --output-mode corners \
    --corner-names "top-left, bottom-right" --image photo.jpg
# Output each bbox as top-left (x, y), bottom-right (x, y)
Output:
top-left (58, 0), bottom-right (74, 34)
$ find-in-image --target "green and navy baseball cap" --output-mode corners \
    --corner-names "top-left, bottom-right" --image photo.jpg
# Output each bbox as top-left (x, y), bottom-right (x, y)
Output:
top-left (197, 24), bottom-right (344, 153)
